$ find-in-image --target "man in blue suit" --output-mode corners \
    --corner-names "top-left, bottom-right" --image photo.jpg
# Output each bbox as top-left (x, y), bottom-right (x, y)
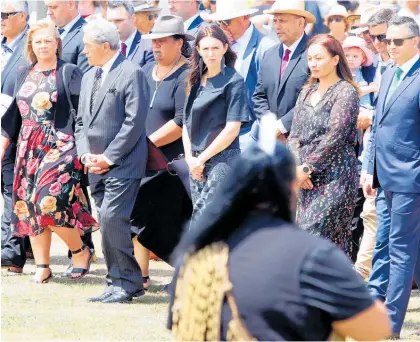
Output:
top-left (251, 1), bottom-right (315, 142)
top-left (1, 0), bottom-right (30, 273)
top-left (45, 0), bottom-right (90, 73)
top-left (169, 0), bottom-right (207, 38)
top-left (209, 0), bottom-right (276, 150)
top-left (107, 0), bottom-right (154, 67)
top-left (365, 16), bottom-right (420, 338)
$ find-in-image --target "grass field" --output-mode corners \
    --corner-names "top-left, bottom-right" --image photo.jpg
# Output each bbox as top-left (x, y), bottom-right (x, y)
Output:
top-left (2, 232), bottom-right (419, 341)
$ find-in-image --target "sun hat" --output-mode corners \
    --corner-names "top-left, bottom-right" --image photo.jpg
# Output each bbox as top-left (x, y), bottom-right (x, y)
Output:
top-left (343, 35), bottom-right (374, 66)
top-left (208, 0), bottom-right (258, 21)
top-left (132, 0), bottom-right (161, 13)
top-left (142, 15), bottom-right (195, 41)
top-left (263, 0), bottom-right (316, 24)
top-left (325, 5), bottom-right (348, 21)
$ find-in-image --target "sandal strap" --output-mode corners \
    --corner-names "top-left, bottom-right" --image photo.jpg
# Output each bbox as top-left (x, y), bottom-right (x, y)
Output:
top-left (71, 267), bottom-right (87, 273)
top-left (143, 276), bottom-right (150, 282)
top-left (71, 244), bottom-right (86, 255)
top-left (36, 264), bottom-right (50, 268)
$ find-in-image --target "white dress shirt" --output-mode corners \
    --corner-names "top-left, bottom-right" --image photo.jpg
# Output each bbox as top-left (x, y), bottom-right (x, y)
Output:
top-left (58, 15), bottom-right (82, 40)
top-left (232, 24), bottom-right (254, 74)
top-left (121, 30), bottom-right (137, 57)
top-left (277, 33), bottom-right (305, 134)
top-left (184, 14), bottom-right (199, 31)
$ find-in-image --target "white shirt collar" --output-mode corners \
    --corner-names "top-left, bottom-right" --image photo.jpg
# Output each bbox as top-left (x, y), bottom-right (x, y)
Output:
top-left (235, 24), bottom-right (254, 49)
top-left (398, 54), bottom-right (420, 80)
top-left (121, 30), bottom-right (137, 56)
top-left (60, 15), bottom-right (81, 34)
top-left (184, 14), bottom-right (199, 31)
top-left (283, 33), bottom-right (304, 57)
top-left (100, 51), bottom-right (120, 85)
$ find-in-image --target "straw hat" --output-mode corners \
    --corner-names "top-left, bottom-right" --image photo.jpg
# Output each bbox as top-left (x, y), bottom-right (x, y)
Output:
top-left (325, 5), bottom-right (348, 21)
top-left (342, 36), bottom-right (374, 66)
top-left (142, 15), bottom-right (195, 41)
top-left (208, 0), bottom-right (258, 21)
top-left (263, 0), bottom-right (316, 24)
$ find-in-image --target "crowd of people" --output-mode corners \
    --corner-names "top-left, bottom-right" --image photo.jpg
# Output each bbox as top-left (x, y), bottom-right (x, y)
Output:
top-left (1, 0), bottom-right (420, 340)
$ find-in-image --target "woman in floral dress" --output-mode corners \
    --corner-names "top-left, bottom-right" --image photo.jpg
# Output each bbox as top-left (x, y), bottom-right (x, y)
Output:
top-left (1, 20), bottom-right (97, 283)
top-left (288, 34), bottom-right (360, 257)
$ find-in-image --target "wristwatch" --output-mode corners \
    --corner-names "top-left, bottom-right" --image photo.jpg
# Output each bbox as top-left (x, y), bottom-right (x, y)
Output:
top-left (302, 164), bottom-right (312, 175)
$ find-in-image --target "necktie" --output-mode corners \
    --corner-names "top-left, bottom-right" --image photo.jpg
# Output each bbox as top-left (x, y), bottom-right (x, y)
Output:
top-left (90, 68), bottom-right (103, 113)
top-left (385, 67), bottom-right (403, 106)
top-left (121, 42), bottom-right (127, 57)
top-left (280, 48), bottom-right (291, 79)
top-left (58, 28), bottom-right (65, 35)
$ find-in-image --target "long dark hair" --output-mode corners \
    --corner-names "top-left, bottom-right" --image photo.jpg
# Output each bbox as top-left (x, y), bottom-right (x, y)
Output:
top-left (173, 34), bottom-right (192, 59)
top-left (186, 24), bottom-right (236, 94)
top-left (306, 34), bottom-right (360, 93)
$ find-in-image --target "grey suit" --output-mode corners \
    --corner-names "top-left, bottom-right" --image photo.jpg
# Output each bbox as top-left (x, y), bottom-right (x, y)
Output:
top-left (186, 15), bottom-right (208, 38)
top-left (127, 31), bottom-right (154, 67)
top-left (75, 53), bottom-right (150, 293)
top-left (61, 16), bottom-right (90, 74)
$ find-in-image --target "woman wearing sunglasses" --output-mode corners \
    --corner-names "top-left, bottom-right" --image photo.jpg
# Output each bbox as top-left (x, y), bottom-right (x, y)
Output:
top-left (132, 0), bottom-right (161, 35)
top-left (325, 5), bottom-right (349, 44)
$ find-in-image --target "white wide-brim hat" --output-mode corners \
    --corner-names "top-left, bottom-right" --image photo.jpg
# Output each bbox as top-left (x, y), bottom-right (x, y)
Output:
top-left (263, 0), bottom-right (316, 24)
top-left (208, 0), bottom-right (258, 21)
top-left (325, 4), bottom-right (348, 21)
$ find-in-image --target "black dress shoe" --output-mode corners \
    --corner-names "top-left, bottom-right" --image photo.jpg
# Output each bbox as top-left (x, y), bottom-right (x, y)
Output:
top-left (101, 289), bottom-right (144, 303)
top-left (88, 292), bottom-right (114, 303)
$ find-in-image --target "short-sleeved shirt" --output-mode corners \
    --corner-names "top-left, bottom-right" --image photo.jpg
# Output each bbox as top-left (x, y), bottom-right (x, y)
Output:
top-left (184, 66), bottom-right (250, 152)
top-left (143, 62), bottom-right (188, 161)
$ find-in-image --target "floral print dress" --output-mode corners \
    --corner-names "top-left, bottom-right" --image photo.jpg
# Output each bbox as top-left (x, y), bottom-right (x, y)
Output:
top-left (288, 80), bottom-right (359, 257)
top-left (11, 68), bottom-right (97, 237)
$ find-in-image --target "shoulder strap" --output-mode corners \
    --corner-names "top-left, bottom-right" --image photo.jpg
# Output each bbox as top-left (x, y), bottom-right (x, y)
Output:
top-left (61, 64), bottom-right (77, 120)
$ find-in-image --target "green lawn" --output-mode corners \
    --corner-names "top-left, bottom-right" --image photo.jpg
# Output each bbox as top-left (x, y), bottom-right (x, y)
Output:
top-left (2, 232), bottom-right (419, 341)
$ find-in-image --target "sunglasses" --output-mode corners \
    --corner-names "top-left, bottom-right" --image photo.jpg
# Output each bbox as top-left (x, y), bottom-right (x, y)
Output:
top-left (1, 11), bottom-right (21, 20)
top-left (328, 16), bottom-right (343, 23)
top-left (216, 19), bottom-right (231, 27)
top-left (384, 36), bottom-right (416, 46)
top-left (369, 34), bottom-right (387, 42)
top-left (147, 13), bottom-right (159, 21)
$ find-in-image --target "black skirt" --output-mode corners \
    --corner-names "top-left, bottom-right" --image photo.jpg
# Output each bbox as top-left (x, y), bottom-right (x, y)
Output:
top-left (131, 170), bottom-right (192, 265)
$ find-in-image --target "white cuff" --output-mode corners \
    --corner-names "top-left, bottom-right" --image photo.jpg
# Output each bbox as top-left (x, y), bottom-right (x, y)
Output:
top-left (276, 119), bottom-right (288, 134)
top-left (80, 153), bottom-right (88, 164)
top-left (103, 155), bottom-right (114, 166)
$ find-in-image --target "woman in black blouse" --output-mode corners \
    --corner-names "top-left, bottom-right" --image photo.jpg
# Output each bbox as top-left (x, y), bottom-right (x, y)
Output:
top-left (183, 24), bottom-right (250, 223)
top-left (168, 115), bottom-right (391, 341)
top-left (130, 15), bottom-right (193, 290)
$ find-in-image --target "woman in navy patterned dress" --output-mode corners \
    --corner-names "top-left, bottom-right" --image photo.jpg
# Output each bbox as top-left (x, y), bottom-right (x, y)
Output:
top-left (288, 34), bottom-right (359, 257)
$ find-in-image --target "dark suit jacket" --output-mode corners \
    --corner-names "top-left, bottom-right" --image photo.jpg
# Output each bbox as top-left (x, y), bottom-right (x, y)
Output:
top-left (251, 34), bottom-right (309, 138)
top-left (2, 59), bottom-right (83, 144)
top-left (127, 31), bottom-right (154, 67)
top-left (186, 15), bottom-right (207, 38)
top-left (61, 16), bottom-right (90, 73)
top-left (75, 54), bottom-right (149, 181)
top-left (367, 58), bottom-right (420, 193)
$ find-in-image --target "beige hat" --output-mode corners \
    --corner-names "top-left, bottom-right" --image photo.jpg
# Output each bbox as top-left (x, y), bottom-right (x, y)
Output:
top-left (208, 0), bottom-right (258, 21)
top-left (325, 5), bottom-right (348, 21)
top-left (263, 0), bottom-right (316, 24)
top-left (350, 6), bottom-right (381, 34)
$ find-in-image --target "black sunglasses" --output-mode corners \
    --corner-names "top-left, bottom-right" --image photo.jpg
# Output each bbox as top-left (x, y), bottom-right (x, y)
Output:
top-left (369, 33), bottom-right (387, 42)
top-left (147, 13), bottom-right (159, 21)
top-left (384, 36), bottom-right (416, 46)
top-left (216, 19), bottom-right (231, 26)
top-left (1, 11), bottom-right (21, 20)
top-left (328, 16), bottom-right (343, 23)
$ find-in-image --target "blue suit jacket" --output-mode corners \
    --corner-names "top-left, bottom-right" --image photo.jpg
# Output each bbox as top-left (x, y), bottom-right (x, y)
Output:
top-left (186, 15), bottom-right (207, 38)
top-left (61, 16), bottom-right (90, 73)
top-left (251, 34), bottom-right (309, 138)
top-left (127, 31), bottom-right (154, 67)
top-left (238, 25), bottom-right (276, 127)
top-left (368, 57), bottom-right (420, 193)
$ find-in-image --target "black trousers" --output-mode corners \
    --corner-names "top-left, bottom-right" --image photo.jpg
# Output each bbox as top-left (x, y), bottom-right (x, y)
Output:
top-left (350, 187), bottom-right (365, 262)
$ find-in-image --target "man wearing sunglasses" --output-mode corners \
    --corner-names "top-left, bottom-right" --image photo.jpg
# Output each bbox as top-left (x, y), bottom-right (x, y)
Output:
top-left (365, 16), bottom-right (420, 338)
top-left (208, 0), bottom-right (276, 150)
top-left (1, 1), bottom-right (31, 275)
top-left (107, 0), bottom-right (154, 67)
top-left (132, 0), bottom-right (161, 35)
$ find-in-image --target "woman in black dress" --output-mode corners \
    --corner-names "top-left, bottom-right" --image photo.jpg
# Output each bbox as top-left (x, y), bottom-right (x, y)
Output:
top-left (183, 24), bottom-right (250, 223)
top-left (130, 15), bottom-right (193, 290)
top-left (287, 34), bottom-right (360, 257)
top-left (168, 114), bottom-right (391, 341)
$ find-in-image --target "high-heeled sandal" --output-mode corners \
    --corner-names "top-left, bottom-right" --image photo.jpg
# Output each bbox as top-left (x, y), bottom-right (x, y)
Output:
top-left (69, 245), bottom-right (92, 280)
top-left (30, 264), bottom-right (52, 283)
top-left (143, 276), bottom-right (150, 291)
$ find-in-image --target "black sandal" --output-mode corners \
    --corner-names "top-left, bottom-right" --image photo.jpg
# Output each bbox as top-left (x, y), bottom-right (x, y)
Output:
top-left (143, 276), bottom-right (150, 291)
top-left (31, 264), bottom-right (52, 283)
top-left (69, 245), bottom-right (92, 280)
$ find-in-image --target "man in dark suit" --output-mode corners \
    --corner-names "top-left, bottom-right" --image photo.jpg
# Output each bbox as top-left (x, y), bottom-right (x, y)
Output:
top-left (364, 16), bottom-right (420, 338)
top-left (107, 0), bottom-right (154, 67)
top-left (1, 0), bottom-right (30, 273)
top-left (251, 0), bottom-right (315, 142)
top-left (76, 18), bottom-right (149, 303)
top-left (45, 0), bottom-right (90, 73)
top-left (169, 0), bottom-right (206, 37)
top-left (209, 0), bottom-right (276, 150)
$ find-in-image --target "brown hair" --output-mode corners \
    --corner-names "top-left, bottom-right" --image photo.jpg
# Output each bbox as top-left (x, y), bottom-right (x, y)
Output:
top-left (306, 34), bottom-right (359, 93)
top-left (186, 24), bottom-right (236, 94)
top-left (26, 19), bottom-right (62, 64)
